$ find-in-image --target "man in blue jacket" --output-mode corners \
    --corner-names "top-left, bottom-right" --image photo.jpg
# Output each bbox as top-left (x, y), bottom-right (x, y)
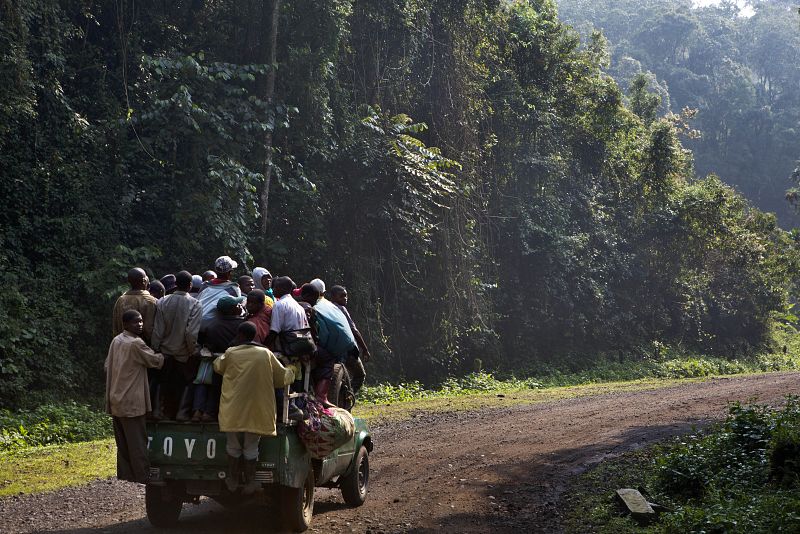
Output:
top-left (299, 284), bottom-right (356, 407)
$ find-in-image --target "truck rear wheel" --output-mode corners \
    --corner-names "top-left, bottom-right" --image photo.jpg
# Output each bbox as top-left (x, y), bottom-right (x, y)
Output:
top-left (145, 484), bottom-right (182, 527)
top-left (340, 445), bottom-right (369, 506)
top-left (280, 469), bottom-right (314, 532)
top-left (331, 363), bottom-right (355, 412)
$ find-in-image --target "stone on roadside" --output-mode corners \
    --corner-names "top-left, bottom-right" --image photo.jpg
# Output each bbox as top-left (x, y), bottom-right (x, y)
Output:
top-left (615, 488), bottom-right (656, 524)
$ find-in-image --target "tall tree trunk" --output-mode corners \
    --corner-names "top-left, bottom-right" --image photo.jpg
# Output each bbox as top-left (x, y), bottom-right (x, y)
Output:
top-left (259, 0), bottom-right (280, 235)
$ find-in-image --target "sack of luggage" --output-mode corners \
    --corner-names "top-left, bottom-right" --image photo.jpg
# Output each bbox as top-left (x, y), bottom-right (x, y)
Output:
top-left (281, 328), bottom-right (316, 356)
top-left (297, 398), bottom-right (355, 459)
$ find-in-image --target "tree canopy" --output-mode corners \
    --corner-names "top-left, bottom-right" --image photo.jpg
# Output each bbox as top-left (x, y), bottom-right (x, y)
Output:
top-left (0, 0), bottom-right (797, 408)
top-left (557, 0), bottom-right (800, 227)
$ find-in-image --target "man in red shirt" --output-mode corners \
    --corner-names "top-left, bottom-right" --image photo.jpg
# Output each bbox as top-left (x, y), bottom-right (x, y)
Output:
top-left (246, 289), bottom-right (272, 344)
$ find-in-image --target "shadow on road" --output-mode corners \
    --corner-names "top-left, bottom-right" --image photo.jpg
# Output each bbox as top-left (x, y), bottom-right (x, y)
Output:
top-left (30, 487), bottom-right (356, 534)
top-left (399, 418), bottom-right (710, 534)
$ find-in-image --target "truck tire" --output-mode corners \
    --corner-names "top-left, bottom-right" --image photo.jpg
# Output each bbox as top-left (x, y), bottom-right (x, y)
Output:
top-left (340, 445), bottom-right (369, 506)
top-left (145, 484), bottom-right (182, 527)
top-left (280, 469), bottom-right (314, 532)
top-left (331, 363), bottom-right (355, 412)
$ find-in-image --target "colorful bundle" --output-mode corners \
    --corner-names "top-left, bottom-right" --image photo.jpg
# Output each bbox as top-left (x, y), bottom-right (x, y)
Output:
top-left (297, 399), bottom-right (355, 459)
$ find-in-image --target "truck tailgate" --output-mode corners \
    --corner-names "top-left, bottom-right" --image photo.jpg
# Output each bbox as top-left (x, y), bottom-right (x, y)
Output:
top-left (146, 422), bottom-right (310, 488)
top-left (147, 421), bottom-right (228, 467)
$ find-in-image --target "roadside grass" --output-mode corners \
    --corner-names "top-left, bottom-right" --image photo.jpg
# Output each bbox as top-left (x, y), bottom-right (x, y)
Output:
top-left (360, 323), bottom-right (800, 409)
top-left (563, 400), bottom-right (800, 533)
top-left (0, 401), bottom-right (111, 452)
top-left (356, 333), bottom-right (800, 422)
top-left (0, 439), bottom-right (116, 498)
top-left (354, 376), bottom-right (705, 423)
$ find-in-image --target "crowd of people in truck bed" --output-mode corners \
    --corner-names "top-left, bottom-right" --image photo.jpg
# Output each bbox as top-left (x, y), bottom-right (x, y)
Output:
top-left (104, 255), bottom-right (370, 488)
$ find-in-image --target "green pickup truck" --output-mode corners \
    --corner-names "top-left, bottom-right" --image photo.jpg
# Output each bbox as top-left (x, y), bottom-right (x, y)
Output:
top-left (144, 407), bottom-right (372, 532)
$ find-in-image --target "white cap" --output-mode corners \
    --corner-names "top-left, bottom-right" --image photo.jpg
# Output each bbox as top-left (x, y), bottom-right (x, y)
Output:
top-left (310, 278), bottom-right (325, 294)
top-left (214, 255), bottom-right (238, 273)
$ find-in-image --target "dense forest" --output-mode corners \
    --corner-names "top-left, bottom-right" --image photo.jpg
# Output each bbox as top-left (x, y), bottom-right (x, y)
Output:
top-left (1, 0), bottom-right (798, 408)
top-left (558, 0), bottom-right (800, 227)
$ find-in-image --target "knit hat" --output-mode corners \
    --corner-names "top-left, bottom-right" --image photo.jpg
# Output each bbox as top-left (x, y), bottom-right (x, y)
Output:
top-left (217, 295), bottom-right (246, 312)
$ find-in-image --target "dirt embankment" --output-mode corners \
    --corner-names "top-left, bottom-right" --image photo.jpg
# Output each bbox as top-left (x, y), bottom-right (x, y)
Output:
top-left (2, 372), bottom-right (798, 534)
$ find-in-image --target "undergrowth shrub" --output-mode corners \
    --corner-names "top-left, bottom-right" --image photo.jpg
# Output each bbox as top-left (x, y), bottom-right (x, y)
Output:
top-left (358, 381), bottom-right (432, 404)
top-left (654, 398), bottom-right (800, 532)
top-left (658, 357), bottom-right (750, 378)
top-left (768, 399), bottom-right (800, 486)
top-left (361, 349), bottom-right (800, 406)
top-left (442, 371), bottom-right (502, 392)
top-left (770, 424), bottom-right (800, 486)
top-left (657, 403), bottom-right (776, 497)
top-left (0, 402), bottom-right (111, 452)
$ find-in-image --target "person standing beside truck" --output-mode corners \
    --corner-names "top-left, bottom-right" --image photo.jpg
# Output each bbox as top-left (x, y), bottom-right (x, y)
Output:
top-left (214, 321), bottom-right (298, 494)
top-left (105, 310), bottom-right (165, 483)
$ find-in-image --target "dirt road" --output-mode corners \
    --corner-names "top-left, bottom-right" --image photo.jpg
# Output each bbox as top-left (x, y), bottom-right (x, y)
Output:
top-left (2, 372), bottom-right (798, 534)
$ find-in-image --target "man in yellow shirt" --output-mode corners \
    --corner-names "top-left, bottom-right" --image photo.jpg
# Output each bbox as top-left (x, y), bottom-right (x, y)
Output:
top-left (214, 322), bottom-right (298, 494)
